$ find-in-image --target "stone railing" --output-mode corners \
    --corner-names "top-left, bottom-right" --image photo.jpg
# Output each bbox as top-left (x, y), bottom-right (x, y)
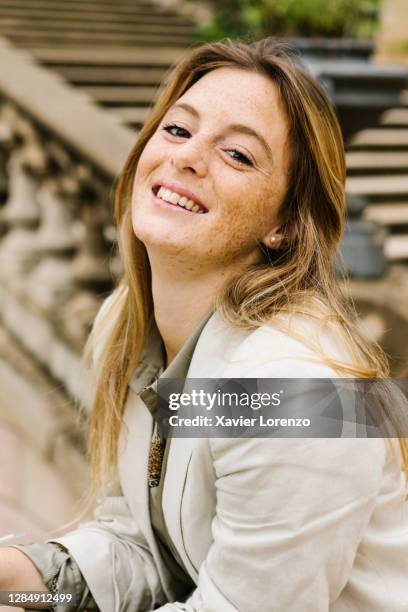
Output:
top-left (0, 37), bottom-right (135, 405)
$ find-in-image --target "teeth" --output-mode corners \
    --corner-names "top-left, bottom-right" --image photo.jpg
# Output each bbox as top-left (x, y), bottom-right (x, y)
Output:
top-left (168, 191), bottom-right (180, 204)
top-left (155, 186), bottom-right (204, 214)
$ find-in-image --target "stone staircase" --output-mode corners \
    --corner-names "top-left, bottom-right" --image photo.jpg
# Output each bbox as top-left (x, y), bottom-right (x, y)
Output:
top-left (346, 93), bottom-right (408, 262)
top-left (0, 0), bottom-right (196, 129)
top-left (0, 0), bottom-right (197, 47)
top-left (306, 57), bottom-right (407, 141)
top-left (29, 46), bottom-right (185, 130)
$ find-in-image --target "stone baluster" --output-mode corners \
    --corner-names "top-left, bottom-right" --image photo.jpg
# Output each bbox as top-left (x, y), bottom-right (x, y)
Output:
top-left (0, 112), bottom-right (45, 291)
top-left (59, 173), bottom-right (114, 348)
top-left (0, 149), bottom-right (41, 230)
top-left (0, 104), bottom-right (120, 349)
top-left (24, 141), bottom-right (79, 314)
top-left (71, 202), bottom-right (112, 289)
top-left (33, 180), bottom-right (77, 255)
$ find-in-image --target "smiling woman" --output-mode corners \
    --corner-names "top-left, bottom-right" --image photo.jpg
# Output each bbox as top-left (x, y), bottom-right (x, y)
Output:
top-left (3, 38), bottom-right (408, 612)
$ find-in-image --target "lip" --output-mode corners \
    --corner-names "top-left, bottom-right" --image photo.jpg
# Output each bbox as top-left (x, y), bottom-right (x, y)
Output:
top-left (151, 179), bottom-right (208, 212)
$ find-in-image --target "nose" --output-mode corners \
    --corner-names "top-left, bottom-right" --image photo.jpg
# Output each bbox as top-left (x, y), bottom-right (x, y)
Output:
top-left (171, 135), bottom-right (208, 177)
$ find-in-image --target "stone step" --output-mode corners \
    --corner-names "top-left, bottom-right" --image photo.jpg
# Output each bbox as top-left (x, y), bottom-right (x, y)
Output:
top-left (335, 91), bottom-right (404, 108)
top-left (400, 90), bottom-right (408, 106)
top-left (363, 203), bottom-right (408, 226)
top-left (346, 151), bottom-right (408, 173)
top-left (381, 108), bottom-right (408, 126)
top-left (81, 85), bottom-right (160, 104)
top-left (346, 174), bottom-right (408, 198)
top-left (285, 37), bottom-right (374, 60)
top-left (1, 0), bottom-right (159, 5)
top-left (109, 106), bottom-right (151, 125)
top-left (0, 4), bottom-right (185, 23)
top-left (337, 95), bottom-right (406, 141)
top-left (0, 6), bottom-right (191, 23)
top-left (0, 18), bottom-right (194, 34)
top-left (0, 0), bottom-right (169, 9)
top-left (348, 129), bottom-right (408, 149)
top-left (320, 69), bottom-right (408, 93)
top-left (6, 32), bottom-right (195, 47)
top-left (308, 61), bottom-right (407, 140)
top-left (29, 46), bottom-right (185, 65)
top-left (384, 235), bottom-right (408, 260)
top-left (56, 66), bottom-right (168, 85)
top-left (0, 0), bottom-right (164, 4)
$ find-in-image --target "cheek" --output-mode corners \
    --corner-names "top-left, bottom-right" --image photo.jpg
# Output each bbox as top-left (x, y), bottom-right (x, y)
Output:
top-left (133, 134), bottom-right (165, 186)
top-left (218, 180), bottom-right (276, 228)
top-left (133, 147), bottom-right (153, 188)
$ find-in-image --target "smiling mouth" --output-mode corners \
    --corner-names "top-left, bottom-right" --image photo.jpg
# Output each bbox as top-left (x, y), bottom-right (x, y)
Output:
top-left (152, 185), bottom-right (208, 214)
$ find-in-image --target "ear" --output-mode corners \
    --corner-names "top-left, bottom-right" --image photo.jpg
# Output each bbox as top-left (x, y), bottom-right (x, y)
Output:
top-left (261, 226), bottom-right (285, 250)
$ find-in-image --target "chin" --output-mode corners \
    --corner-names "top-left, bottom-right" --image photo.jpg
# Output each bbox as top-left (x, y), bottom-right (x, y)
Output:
top-left (133, 226), bottom-right (183, 253)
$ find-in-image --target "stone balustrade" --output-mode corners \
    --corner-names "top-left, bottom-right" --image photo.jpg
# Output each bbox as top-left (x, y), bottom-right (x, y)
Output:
top-left (0, 36), bottom-right (134, 407)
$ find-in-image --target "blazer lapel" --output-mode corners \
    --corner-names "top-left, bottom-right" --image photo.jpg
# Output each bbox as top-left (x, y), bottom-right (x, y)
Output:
top-left (118, 388), bottom-right (176, 598)
top-left (162, 434), bottom-right (198, 580)
top-left (118, 388), bottom-right (151, 534)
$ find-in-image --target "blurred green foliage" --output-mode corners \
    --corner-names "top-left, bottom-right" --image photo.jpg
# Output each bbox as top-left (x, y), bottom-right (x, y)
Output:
top-left (196, 0), bottom-right (380, 40)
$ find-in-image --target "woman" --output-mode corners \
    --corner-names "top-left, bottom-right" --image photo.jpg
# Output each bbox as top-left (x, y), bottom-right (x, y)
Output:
top-left (2, 38), bottom-right (408, 611)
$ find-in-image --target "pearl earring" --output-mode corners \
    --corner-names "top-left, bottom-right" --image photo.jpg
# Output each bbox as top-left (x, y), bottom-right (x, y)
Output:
top-left (270, 236), bottom-right (277, 243)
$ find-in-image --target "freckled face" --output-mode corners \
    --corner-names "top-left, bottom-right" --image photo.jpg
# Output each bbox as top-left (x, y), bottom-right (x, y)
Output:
top-left (131, 66), bottom-right (290, 272)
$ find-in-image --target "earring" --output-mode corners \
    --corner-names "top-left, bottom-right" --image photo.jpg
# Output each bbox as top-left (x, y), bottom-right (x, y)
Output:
top-left (270, 235), bottom-right (277, 243)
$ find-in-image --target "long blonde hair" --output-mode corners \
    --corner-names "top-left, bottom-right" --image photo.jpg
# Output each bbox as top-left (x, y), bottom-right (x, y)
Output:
top-left (84, 39), bottom-right (408, 506)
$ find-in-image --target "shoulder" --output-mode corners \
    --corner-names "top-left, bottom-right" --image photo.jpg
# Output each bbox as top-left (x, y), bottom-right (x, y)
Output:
top-left (191, 308), bottom-right (355, 378)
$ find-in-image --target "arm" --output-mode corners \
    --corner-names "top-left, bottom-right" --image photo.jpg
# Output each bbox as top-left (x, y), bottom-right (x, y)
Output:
top-left (1, 494), bottom-right (167, 612)
top-left (47, 494), bottom-right (167, 611)
top-left (0, 546), bottom-right (48, 596)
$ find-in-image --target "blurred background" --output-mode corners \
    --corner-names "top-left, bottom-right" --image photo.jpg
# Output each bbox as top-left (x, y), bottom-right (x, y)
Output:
top-left (0, 0), bottom-right (407, 553)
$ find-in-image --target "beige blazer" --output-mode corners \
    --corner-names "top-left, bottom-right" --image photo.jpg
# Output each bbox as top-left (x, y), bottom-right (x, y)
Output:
top-left (55, 311), bottom-right (408, 611)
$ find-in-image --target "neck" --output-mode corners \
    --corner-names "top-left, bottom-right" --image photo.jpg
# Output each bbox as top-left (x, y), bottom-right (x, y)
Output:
top-left (148, 254), bottom-right (233, 367)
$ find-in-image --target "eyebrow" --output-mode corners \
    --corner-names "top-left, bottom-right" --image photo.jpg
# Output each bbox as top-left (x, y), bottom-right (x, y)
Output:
top-left (169, 102), bottom-right (274, 164)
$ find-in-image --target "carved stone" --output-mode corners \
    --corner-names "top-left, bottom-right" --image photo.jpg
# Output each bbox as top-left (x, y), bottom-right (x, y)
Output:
top-left (59, 290), bottom-right (103, 349)
top-left (25, 256), bottom-right (75, 313)
top-left (0, 151), bottom-right (43, 287)
top-left (71, 203), bottom-right (112, 290)
top-left (0, 228), bottom-right (41, 291)
top-left (0, 151), bottom-right (40, 230)
top-left (33, 181), bottom-right (76, 254)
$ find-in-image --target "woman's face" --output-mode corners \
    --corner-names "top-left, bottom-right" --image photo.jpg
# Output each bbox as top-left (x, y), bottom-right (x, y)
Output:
top-left (131, 66), bottom-right (290, 273)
